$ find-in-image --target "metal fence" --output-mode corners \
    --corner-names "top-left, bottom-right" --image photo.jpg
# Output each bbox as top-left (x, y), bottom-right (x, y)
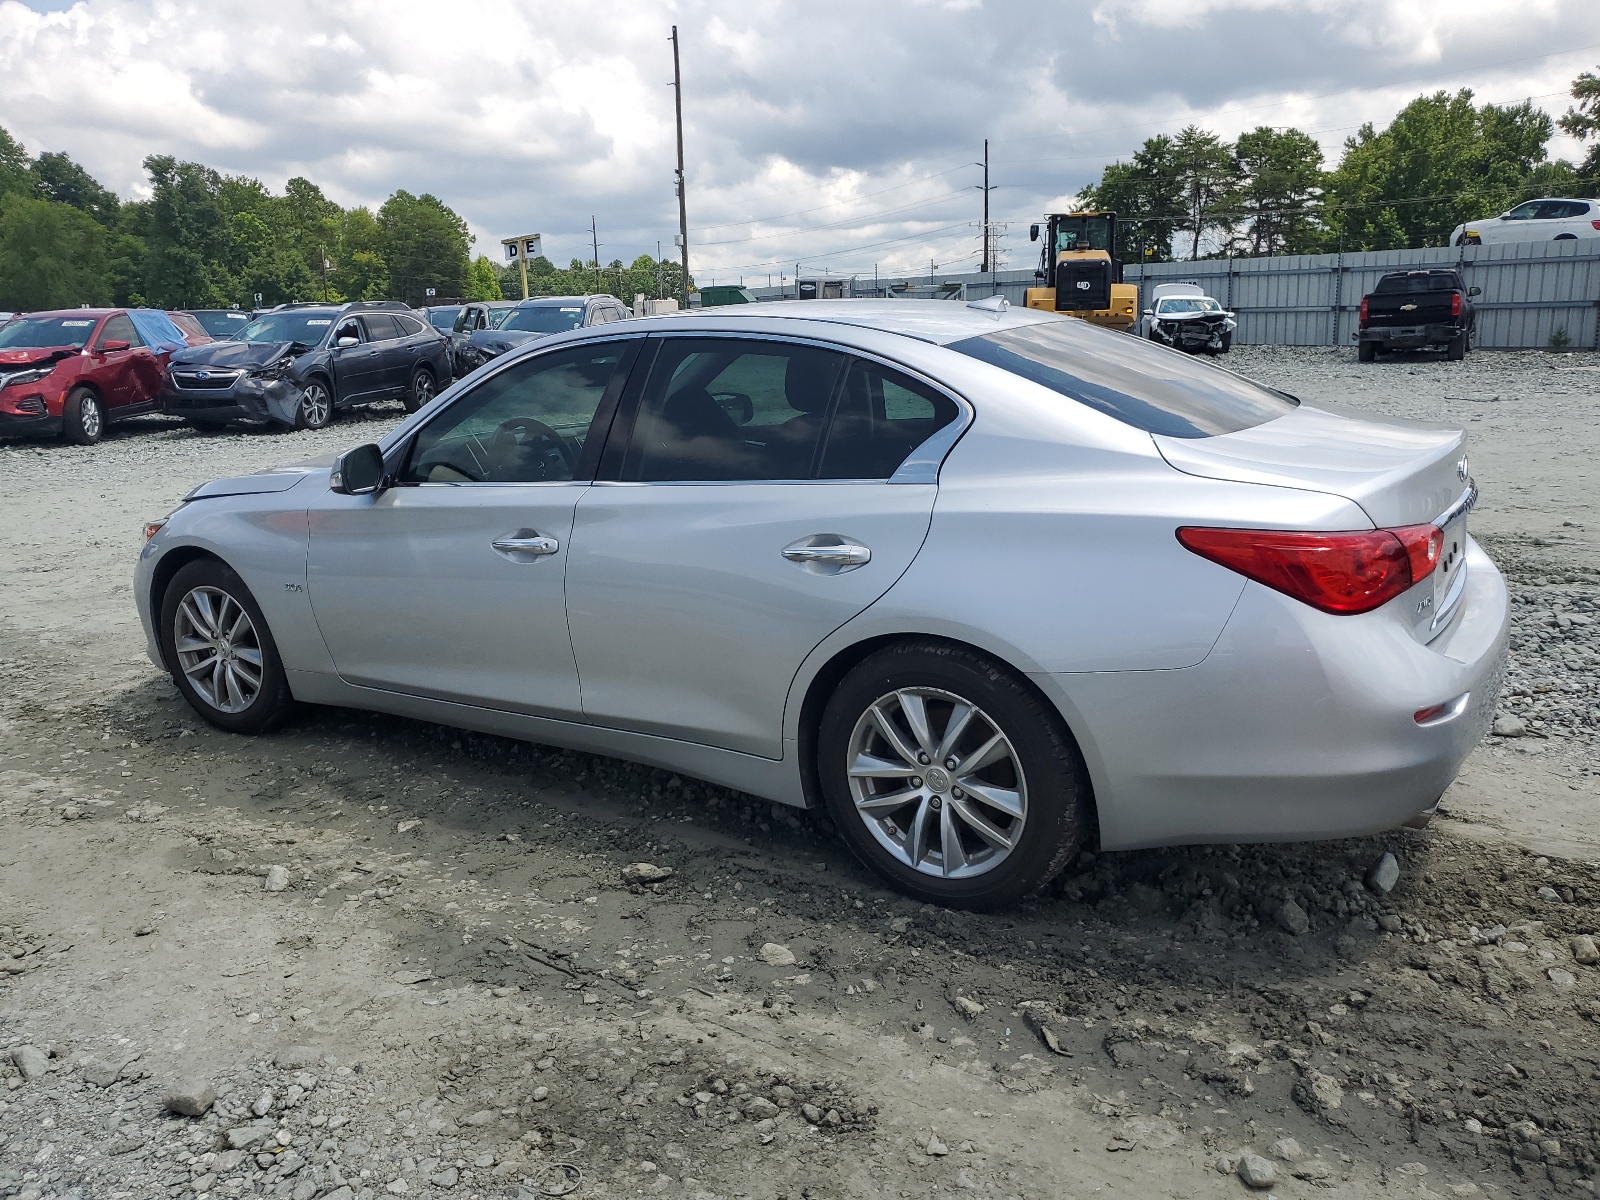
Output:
top-left (742, 238), bottom-right (1600, 350)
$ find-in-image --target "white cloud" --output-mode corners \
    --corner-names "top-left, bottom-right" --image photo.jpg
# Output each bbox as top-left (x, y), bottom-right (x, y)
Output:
top-left (0, 0), bottom-right (1597, 278)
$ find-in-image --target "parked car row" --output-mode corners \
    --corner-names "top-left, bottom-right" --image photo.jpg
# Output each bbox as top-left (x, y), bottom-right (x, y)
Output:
top-left (0, 292), bottom-right (638, 446)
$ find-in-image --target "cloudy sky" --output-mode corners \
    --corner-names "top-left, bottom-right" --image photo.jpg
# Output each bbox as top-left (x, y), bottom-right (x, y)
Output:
top-left (2, 0), bottom-right (1599, 283)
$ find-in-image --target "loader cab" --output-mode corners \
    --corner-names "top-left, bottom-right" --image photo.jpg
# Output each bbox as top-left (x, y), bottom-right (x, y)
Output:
top-left (1024, 211), bottom-right (1138, 331)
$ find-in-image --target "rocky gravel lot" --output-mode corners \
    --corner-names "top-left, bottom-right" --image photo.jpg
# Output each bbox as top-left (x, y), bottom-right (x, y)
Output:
top-left (2, 347), bottom-right (1599, 1200)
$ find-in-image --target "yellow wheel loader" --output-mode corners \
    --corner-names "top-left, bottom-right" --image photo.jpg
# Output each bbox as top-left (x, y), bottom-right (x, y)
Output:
top-left (1024, 211), bottom-right (1138, 331)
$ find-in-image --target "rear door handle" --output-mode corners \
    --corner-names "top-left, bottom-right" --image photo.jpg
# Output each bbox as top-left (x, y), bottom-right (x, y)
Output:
top-left (782, 535), bottom-right (871, 575)
top-left (492, 535), bottom-right (559, 557)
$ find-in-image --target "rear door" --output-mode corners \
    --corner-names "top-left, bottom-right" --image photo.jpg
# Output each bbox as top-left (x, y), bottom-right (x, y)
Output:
top-left (564, 336), bottom-right (960, 758)
top-left (359, 313), bottom-right (408, 395)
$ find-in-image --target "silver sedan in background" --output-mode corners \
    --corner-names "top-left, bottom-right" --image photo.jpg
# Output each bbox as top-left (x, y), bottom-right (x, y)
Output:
top-left (134, 300), bottom-right (1508, 909)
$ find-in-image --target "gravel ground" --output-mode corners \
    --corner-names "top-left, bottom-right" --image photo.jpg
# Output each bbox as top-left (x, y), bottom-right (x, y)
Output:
top-left (2, 350), bottom-right (1599, 1200)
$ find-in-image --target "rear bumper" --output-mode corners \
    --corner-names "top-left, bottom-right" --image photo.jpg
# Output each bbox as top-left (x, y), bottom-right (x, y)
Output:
top-left (1360, 323), bottom-right (1462, 348)
top-left (1042, 536), bottom-right (1509, 849)
top-left (0, 410), bottom-right (63, 438)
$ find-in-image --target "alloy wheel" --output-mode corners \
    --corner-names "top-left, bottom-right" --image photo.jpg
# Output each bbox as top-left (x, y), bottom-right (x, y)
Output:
top-left (173, 586), bottom-right (264, 713)
top-left (299, 383), bottom-right (331, 427)
top-left (80, 396), bottom-right (103, 439)
top-left (845, 687), bottom-right (1028, 879)
top-left (415, 372), bottom-right (435, 405)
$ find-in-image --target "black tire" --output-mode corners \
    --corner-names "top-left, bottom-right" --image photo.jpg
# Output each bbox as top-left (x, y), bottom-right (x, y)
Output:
top-left (1357, 341), bottom-right (1377, 363)
top-left (294, 380), bottom-right (333, 430)
top-left (817, 640), bottom-right (1091, 910)
top-left (1446, 333), bottom-right (1467, 361)
top-left (158, 558), bottom-right (295, 735)
top-left (403, 365), bottom-right (437, 414)
top-left (62, 387), bottom-right (105, 445)
top-left (1219, 331), bottom-right (1232, 353)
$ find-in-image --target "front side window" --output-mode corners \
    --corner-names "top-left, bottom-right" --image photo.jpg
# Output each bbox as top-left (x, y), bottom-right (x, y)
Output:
top-left (1505, 202), bottom-right (1541, 220)
top-left (402, 343), bottom-right (629, 484)
top-left (623, 339), bottom-right (846, 482)
top-left (98, 313), bottom-right (143, 348)
top-left (818, 360), bottom-right (959, 479)
top-left (949, 318), bottom-right (1294, 440)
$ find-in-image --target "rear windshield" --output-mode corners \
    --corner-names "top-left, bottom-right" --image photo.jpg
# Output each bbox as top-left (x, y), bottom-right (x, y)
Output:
top-left (426, 307), bottom-right (461, 331)
top-left (190, 311), bottom-right (251, 338)
top-left (1374, 273), bottom-right (1461, 294)
top-left (0, 316), bottom-right (100, 349)
top-left (500, 306), bottom-right (585, 334)
top-left (948, 319), bottom-right (1295, 439)
top-left (237, 312), bottom-right (338, 346)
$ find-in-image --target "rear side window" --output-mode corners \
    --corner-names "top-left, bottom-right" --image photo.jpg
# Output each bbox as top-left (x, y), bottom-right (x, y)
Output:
top-left (819, 360), bottom-right (958, 479)
top-left (395, 314), bottom-right (427, 336)
top-left (362, 314), bottom-right (402, 340)
top-left (949, 320), bottom-right (1294, 440)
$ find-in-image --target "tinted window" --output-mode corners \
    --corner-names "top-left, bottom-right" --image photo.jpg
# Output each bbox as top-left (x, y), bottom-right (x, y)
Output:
top-left (395, 314), bottom-right (428, 336)
top-left (949, 319), bottom-right (1294, 440)
top-left (99, 313), bottom-right (143, 348)
top-left (1373, 272), bottom-right (1460, 294)
top-left (239, 312), bottom-right (339, 346)
top-left (403, 343), bottom-right (627, 485)
top-left (500, 306), bottom-right (585, 334)
top-left (362, 313), bottom-right (402, 340)
top-left (818, 360), bottom-right (958, 479)
top-left (0, 316), bottom-right (101, 349)
top-left (488, 307), bottom-right (517, 328)
top-left (624, 339), bottom-right (846, 481)
top-left (191, 311), bottom-right (251, 337)
top-left (1505, 202), bottom-right (1541, 220)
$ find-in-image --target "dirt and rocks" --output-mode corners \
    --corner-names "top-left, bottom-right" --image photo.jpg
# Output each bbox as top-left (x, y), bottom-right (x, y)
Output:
top-left (1, 347), bottom-right (1599, 1200)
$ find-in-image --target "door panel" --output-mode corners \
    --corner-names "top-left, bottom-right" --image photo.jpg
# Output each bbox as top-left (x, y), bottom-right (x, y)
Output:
top-left (330, 317), bottom-right (381, 401)
top-left (307, 485), bottom-right (585, 716)
top-left (565, 482), bottom-right (937, 757)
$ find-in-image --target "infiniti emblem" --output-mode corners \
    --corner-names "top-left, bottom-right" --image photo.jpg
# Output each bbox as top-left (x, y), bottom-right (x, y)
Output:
top-left (1457, 454), bottom-right (1469, 481)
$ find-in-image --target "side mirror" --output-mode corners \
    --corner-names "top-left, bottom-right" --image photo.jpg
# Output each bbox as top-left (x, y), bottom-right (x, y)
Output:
top-left (331, 443), bottom-right (386, 496)
top-left (100, 339), bottom-right (131, 352)
top-left (1029, 224), bottom-right (1040, 242)
top-left (1468, 285), bottom-right (1481, 297)
top-left (1498, 212), bottom-right (1510, 220)
top-left (336, 335), bottom-right (359, 348)
top-left (1033, 269), bottom-right (1046, 280)
top-left (1142, 308), bottom-right (1154, 316)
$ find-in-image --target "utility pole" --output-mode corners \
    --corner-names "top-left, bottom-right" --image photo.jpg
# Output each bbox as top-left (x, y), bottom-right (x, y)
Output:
top-left (980, 139), bottom-right (990, 273)
top-left (670, 26), bottom-right (691, 308)
top-left (590, 217), bottom-right (601, 293)
top-left (656, 240), bottom-right (663, 299)
top-left (319, 243), bottom-right (329, 301)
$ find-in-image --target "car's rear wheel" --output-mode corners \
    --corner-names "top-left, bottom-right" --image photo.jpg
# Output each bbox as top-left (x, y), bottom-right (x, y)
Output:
top-left (295, 380), bottom-right (332, 430)
top-left (403, 366), bottom-right (436, 414)
top-left (817, 641), bottom-right (1090, 910)
top-left (63, 387), bottom-right (105, 445)
top-left (1446, 333), bottom-right (1467, 361)
top-left (1358, 341), bottom-right (1377, 363)
top-left (158, 558), bottom-right (294, 735)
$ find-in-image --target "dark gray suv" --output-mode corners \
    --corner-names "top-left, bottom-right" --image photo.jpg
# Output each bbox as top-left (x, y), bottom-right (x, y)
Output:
top-left (451, 295), bottom-right (630, 376)
top-left (160, 302), bottom-right (452, 430)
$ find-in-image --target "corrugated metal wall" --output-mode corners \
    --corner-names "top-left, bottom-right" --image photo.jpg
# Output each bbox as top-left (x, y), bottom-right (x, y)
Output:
top-left (742, 239), bottom-right (1600, 349)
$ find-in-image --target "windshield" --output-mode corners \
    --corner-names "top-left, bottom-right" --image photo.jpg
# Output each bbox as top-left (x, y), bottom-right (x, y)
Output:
top-left (1157, 298), bottom-right (1223, 314)
top-left (0, 316), bottom-right (100, 349)
top-left (1054, 215), bottom-right (1113, 254)
top-left (499, 306), bottom-right (584, 335)
top-left (237, 312), bottom-right (337, 346)
top-left (427, 307), bottom-right (461, 331)
top-left (191, 311), bottom-right (251, 338)
top-left (949, 318), bottom-right (1294, 439)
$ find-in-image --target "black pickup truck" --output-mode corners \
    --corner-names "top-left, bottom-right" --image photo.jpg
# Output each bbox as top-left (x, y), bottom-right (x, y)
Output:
top-left (1357, 269), bottom-right (1480, 362)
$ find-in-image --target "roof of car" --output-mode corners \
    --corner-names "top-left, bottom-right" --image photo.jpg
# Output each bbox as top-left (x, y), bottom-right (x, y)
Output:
top-left (613, 298), bottom-right (1060, 346)
top-left (16, 309), bottom-right (118, 320)
top-left (516, 295), bottom-right (613, 307)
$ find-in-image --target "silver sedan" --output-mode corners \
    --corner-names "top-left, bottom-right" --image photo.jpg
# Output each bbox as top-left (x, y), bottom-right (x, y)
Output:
top-left (134, 300), bottom-right (1508, 909)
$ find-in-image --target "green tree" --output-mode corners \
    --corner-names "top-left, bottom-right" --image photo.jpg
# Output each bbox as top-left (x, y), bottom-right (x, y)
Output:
top-left (1171, 126), bottom-right (1240, 259)
top-left (465, 254), bottom-right (502, 300)
top-left (1077, 134), bottom-right (1184, 262)
top-left (142, 154), bottom-right (235, 306)
top-left (0, 194), bottom-right (109, 310)
top-left (283, 176), bottom-right (342, 284)
top-left (1228, 127), bottom-right (1325, 256)
top-left (377, 191), bottom-right (470, 305)
top-left (1559, 67), bottom-right (1600, 178)
top-left (30, 152), bottom-right (120, 226)
top-left (333, 207), bottom-right (389, 300)
top-left (0, 126), bottom-right (29, 198)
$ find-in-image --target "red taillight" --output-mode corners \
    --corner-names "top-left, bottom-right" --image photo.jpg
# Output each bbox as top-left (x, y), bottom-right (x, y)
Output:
top-left (1592, 220), bottom-right (1600, 230)
top-left (1451, 292), bottom-right (1462, 317)
top-left (1176, 524), bottom-right (1443, 615)
top-left (1358, 296), bottom-right (1369, 326)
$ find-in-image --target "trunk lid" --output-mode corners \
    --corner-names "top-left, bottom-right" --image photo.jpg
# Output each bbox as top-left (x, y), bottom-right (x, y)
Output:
top-left (1365, 291), bottom-right (1457, 327)
top-left (1156, 403), bottom-right (1474, 641)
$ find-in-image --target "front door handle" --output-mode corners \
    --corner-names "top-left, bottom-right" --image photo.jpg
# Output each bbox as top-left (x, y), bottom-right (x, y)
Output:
top-left (782, 535), bottom-right (871, 575)
top-left (492, 534), bottom-right (559, 557)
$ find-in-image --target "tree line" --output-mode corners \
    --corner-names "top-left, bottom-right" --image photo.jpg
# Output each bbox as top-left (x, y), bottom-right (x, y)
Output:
top-left (0, 130), bottom-right (692, 314)
top-left (1077, 68), bottom-right (1600, 261)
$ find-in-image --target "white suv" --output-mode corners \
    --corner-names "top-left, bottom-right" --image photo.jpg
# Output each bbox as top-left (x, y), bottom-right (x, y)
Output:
top-left (1450, 197), bottom-right (1600, 246)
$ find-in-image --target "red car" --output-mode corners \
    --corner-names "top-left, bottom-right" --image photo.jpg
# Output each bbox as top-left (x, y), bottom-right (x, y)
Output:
top-left (0, 308), bottom-right (210, 446)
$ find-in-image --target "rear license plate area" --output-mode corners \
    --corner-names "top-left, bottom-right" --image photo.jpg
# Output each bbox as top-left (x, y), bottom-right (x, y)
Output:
top-left (1431, 515), bottom-right (1468, 629)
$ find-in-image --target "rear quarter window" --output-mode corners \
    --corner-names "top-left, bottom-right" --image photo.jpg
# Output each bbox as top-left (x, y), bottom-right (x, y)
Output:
top-left (948, 319), bottom-right (1294, 439)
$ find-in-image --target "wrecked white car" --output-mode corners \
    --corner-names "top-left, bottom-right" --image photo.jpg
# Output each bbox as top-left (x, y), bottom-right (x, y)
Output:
top-left (1138, 284), bottom-right (1236, 355)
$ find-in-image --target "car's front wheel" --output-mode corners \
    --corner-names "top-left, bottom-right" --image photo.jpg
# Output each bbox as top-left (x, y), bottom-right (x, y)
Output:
top-left (158, 558), bottom-right (295, 734)
top-left (403, 366), bottom-right (436, 414)
top-left (818, 641), bottom-right (1090, 910)
top-left (63, 387), bottom-right (105, 445)
top-left (295, 380), bottom-right (333, 430)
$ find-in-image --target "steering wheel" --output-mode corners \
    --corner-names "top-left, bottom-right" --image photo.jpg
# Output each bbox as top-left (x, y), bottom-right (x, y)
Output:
top-left (487, 416), bottom-right (577, 481)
